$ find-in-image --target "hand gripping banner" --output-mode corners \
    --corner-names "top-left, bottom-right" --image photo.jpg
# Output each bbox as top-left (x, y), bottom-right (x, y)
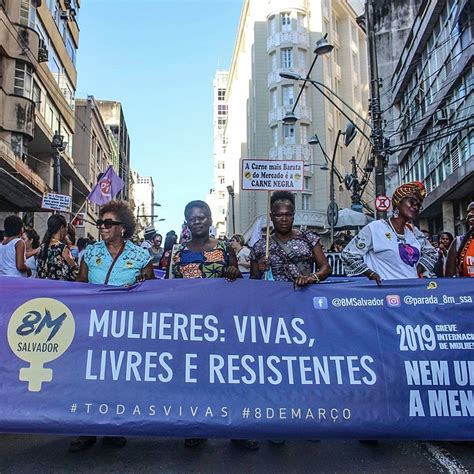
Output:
top-left (0, 277), bottom-right (473, 439)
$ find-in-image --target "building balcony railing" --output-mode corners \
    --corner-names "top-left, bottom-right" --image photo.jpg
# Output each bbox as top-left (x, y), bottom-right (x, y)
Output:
top-left (269, 105), bottom-right (312, 124)
top-left (268, 68), bottom-right (307, 87)
top-left (269, 144), bottom-right (313, 162)
top-left (267, 30), bottom-right (309, 52)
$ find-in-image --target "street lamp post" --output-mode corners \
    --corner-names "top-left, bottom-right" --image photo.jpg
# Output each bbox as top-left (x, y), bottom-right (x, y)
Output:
top-left (226, 185), bottom-right (236, 235)
top-left (51, 132), bottom-right (67, 194)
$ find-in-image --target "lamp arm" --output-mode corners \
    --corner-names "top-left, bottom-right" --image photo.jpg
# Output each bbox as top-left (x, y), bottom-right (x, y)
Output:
top-left (290, 33), bottom-right (330, 114)
top-left (310, 80), bottom-right (372, 128)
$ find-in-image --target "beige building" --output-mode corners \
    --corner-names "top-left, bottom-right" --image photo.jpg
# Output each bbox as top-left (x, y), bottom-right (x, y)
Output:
top-left (0, 0), bottom-right (88, 234)
top-left (218, 0), bottom-right (370, 243)
top-left (74, 95), bottom-right (118, 238)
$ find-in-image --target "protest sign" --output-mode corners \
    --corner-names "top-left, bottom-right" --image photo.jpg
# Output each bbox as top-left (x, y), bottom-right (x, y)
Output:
top-left (241, 160), bottom-right (304, 191)
top-left (41, 193), bottom-right (72, 212)
top-left (0, 277), bottom-right (472, 439)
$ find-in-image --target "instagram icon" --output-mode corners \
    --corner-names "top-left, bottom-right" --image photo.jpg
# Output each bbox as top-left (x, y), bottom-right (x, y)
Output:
top-left (386, 295), bottom-right (401, 307)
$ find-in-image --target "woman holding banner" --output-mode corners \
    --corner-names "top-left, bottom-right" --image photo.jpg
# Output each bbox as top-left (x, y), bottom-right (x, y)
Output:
top-left (341, 181), bottom-right (437, 284)
top-left (171, 200), bottom-right (258, 450)
top-left (446, 201), bottom-right (474, 278)
top-left (250, 191), bottom-right (331, 285)
top-left (69, 200), bottom-right (154, 453)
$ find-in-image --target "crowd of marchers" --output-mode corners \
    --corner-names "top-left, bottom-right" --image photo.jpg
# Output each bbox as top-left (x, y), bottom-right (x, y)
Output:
top-left (0, 180), bottom-right (473, 451)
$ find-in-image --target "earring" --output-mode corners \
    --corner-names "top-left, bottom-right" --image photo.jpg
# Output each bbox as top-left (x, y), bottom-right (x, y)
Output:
top-left (393, 208), bottom-right (399, 218)
top-left (121, 229), bottom-right (125, 237)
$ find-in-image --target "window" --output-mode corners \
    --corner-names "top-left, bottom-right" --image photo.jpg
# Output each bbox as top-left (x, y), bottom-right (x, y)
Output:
top-left (297, 13), bottom-right (306, 31)
top-left (298, 49), bottom-right (306, 69)
top-left (269, 16), bottom-right (276, 35)
top-left (300, 87), bottom-right (307, 107)
top-left (283, 124), bottom-right (295, 144)
top-left (300, 124), bottom-right (309, 144)
top-left (218, 191), bottom-right (225, 199)
top-left (272, 126), bottom-right (278, 146)
top-left (270, 52), bottom-right (277, 71)
top-left (282, 85), bottom-right (294, 106)
top-left (32, 80), bottom-right (41, 106)
top-left (11, 133), bottom-right (25, 158)
top-left (270, 88), bottom-right (277, 109)
top-left (302, 194), bottom-right (311, 210)
top-left (217, 104), bottom-right (228, 116)
top-left (19, 0), bottom-right (36, 28)
top-left (304, 176), bottom-right (311, 190)
top-left (217, 88), bottom-right (226, 100)
top-left (219, 176), bottom-right (225, 184)
top-left (281, 12), bottom-right (291, 32)
top-left (14, 61), bottom-right (33, 97)
top-left (64, 28), bottom-right (76, 65)
top-left (281, 48), bottom-right (293, 68)
top-left (217, 117), bottom-right (226, 128)
top-left (217, 161), bottom-right (225, 169)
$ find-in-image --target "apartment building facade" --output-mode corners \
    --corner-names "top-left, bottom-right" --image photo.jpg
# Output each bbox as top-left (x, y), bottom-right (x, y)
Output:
top-left (207, 71), bottom-right (229, 238)
top-left (218, 0), bottom-right (369, 240)
top-left (73, 95), bottom-right (117, 238)
top-left (378, 0), bottom-right (473, 236)
top-left (133, 175), bottom-right (155, 235)
top-left (0, 0), bottom-right (88, 233)
top-left (96, 100), bottom-right (131, 201)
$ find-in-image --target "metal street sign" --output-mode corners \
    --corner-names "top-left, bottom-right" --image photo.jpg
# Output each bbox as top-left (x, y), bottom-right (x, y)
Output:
top-left (241, 159), bottom-right (304, 191)
top-left (41, 193), bottom-right (72, 212)
top-left (327, 201), bottom-right (339, 227)
top-left (375, 195), bottom-right (391, 212)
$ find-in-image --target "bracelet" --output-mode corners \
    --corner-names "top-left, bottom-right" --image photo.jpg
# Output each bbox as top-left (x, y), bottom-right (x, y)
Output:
top-left (312, 273), bottom-right (320, 283)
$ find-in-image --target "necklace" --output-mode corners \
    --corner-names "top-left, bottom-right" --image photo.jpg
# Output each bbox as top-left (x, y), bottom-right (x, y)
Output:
top-left (387, 218), bottom-right (406, 243)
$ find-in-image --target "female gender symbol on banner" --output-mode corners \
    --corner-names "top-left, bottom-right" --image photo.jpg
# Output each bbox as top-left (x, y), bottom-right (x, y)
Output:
top-left (375, 195), bottom-right (391, 212)
top-left (7, 298), bottom-right (75, 392)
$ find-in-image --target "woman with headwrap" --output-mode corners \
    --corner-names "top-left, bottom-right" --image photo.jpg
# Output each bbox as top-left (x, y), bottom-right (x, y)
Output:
top-left (445, 201), bottom-right (474, 278)
top-left (341, 181), bottom-right (437, 285)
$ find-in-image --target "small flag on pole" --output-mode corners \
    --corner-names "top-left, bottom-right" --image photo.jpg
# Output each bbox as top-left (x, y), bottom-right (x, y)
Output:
top-left (87, 165), bottom-right (124, 205)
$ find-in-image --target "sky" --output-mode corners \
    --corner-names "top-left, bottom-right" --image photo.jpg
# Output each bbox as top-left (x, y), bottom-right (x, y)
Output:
top-left (76, 0), bottom-right (243, 235)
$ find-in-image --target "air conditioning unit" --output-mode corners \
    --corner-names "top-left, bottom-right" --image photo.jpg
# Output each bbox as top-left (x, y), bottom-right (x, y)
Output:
top-left (435, 109), bottom-right (448, 126)
top-left (38, 39), bottom-right (49, 62)
top-left (60, 10), bottom-right (69, 20)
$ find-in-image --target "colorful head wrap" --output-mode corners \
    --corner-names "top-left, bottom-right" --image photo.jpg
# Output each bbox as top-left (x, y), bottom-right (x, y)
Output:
top-left (392, 181), bottom-right (426, 209)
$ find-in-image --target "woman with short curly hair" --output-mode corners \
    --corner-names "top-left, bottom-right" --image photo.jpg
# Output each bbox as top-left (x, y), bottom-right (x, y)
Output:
top-left (71, 200), bottom-right (154, 452)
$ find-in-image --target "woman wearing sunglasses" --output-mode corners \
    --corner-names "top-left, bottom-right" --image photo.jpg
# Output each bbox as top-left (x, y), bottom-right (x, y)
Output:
top-left (70, 200), bottom-right (154, 453)
top-left (342, 181), bottom-right (437, 285)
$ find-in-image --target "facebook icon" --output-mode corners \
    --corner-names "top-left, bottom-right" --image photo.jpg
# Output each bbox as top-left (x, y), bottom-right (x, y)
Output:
top-left (313, 296), bottom-right (328, 310)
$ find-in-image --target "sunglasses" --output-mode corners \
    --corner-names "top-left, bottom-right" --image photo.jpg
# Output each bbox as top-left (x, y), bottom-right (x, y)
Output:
top-left (96, 219), bottom-right (123, 229)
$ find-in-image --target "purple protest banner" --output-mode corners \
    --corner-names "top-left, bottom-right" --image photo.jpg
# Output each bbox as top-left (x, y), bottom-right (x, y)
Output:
top-left (88, 165), bottom-right (124, 205)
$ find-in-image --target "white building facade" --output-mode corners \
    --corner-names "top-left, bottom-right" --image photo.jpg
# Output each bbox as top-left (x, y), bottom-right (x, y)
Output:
top-left (207, 71), bottom-right (230, 238)
top-left (133, 175), bottom-right (155, 233)
top-left (218, 0), bottom-right (370, 242)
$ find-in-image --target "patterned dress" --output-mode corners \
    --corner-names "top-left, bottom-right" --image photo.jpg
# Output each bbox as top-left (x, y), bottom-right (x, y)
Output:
top-left (171, 240), bottom-right (231, 279)
top-left (250, 230), bottom-right (320, 282)
top-left (37, 243), bottom-right (78, 281)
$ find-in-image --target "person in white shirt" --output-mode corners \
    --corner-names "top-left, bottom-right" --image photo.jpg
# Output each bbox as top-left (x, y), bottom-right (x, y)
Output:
top-left (0, 215), bottom-right (31, 277)
top-left (342, 181), bottom-right (437, 284)
top-left (230, 234), bottom-right (251, 277)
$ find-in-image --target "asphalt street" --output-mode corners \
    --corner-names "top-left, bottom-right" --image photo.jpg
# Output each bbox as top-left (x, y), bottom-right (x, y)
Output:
top-left (0, 435), bottom-right (473, 473)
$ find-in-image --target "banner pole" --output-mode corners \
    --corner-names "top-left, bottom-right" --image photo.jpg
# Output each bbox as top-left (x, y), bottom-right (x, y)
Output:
top-left (70, 199), bottom-right (87, 224)
top-left (265, 191), bottom-right (271, 259)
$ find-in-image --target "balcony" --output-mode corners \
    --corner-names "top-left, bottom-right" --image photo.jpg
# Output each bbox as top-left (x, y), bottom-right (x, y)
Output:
top-left (268, 68), bottom-right (307, 87)
top-left (267, 30), bottom-right (309, 52)
top-left (0, 90), bottom-right (35, 138)
top-left (269, 144), bottom-right (313, 162)
top-left (0, 11), bottom-right (39, 63)
top-left (269, 105), bottom-right (312, 124)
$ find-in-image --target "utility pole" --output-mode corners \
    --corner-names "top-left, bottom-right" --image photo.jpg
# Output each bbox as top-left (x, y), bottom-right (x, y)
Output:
top-left (366, 0), bottom-right (386, 218)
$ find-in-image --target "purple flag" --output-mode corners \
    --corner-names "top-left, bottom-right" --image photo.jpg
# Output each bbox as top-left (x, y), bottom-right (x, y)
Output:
top-left (87, 165), bottom-right (124, 205)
